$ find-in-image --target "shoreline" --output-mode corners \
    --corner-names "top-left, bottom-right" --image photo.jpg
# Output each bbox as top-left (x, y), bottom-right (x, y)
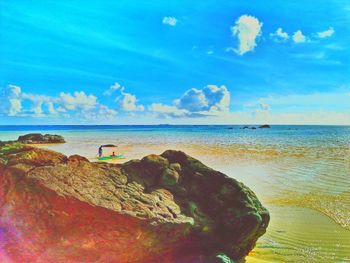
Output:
top-left (27, 142), bottom-right (66, 147)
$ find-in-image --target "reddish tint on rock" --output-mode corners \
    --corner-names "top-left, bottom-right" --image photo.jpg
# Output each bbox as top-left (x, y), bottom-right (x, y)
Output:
top-left (0, 142), bottom-right (269, 262)
top-left (0, 175), bottom-right (197, 263)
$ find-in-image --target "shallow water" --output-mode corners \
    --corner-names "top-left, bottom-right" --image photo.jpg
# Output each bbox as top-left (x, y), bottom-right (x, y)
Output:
top-left (1, 125), bottom-right (349, 262)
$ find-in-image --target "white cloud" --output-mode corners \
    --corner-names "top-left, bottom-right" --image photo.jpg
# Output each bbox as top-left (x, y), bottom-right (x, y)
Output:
top-left (32, 101), bottom-right (44, 115)
top-left (175, 88), bottom-right (208, 112)
top-left (21, 93), bottom-right (54, 116)
top-left (292, 30), bottom-right (306, 43)
top-left (46, 101), bottom-right (56, 114)
top-left (115, 87), bottom-right (144, 112)
top-left (0, 85), bottom-right (22, 116)
top-left (56, 106), bottom-right (67, 113)
top-left (162, 16), bottom-right (177, 26)
top-left (230, 15), bottom-right (263, 55)
top-left (270, 28), bottom-right (289, 42)
top-left (59, 91), bottom-right (97, 111)
top-left (271, 27), bottom-right (334, 44)
top-left (149, 103), bottom-right (188, 118)
top-left (104, 82), bottom-right (121, 96)
top-left (83, 104), bottom-right (117, 122)
top-left (317, 27), bottom-right (335, 38)
top-left (150, 85), bottom-right (230, 118)
top-left (8, 99), bottom-right (22, 116)
top-left (259, 103), bottom-right (270, 111)
top-left (118, 93), bottom-right (144, 112)
top-left (98, 105), bottom-right (117, 116)
top-left (0, 84), bottom-right (120, 122)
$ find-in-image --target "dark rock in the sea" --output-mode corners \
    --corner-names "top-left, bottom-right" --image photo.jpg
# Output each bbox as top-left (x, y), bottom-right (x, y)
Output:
top-left (241, 126), bottom-right (257, 130)
top-left (0, 143), bottom-right (269, 262)
top-left (17, 133), bottom-right (66, 144)
top-left (258, 124), bottom-right (270, 129)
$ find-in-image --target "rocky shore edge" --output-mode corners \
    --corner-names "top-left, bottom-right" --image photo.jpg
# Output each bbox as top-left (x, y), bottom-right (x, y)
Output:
top-left (0, 134), bottom-right (269, 262)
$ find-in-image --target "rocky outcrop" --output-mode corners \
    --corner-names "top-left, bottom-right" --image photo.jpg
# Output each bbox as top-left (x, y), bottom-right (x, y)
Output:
top-left (258, 125), bottom-right (270, 129)
top-left (0, 142), bottom-right (269, 263)
top-left (17, 133), bottom-right (65, 144)
top-left (241, 126), bottom-right (257, 130)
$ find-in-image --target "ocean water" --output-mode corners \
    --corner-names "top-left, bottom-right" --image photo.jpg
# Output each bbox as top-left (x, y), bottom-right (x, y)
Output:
top-left (1, 125), bottom-right (349, 262)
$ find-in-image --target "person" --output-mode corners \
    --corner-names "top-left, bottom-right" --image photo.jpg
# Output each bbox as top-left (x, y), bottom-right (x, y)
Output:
top-left (112, 151), bottom-right (116, 157)
top-left (98, 146), bottom-right (103, 158)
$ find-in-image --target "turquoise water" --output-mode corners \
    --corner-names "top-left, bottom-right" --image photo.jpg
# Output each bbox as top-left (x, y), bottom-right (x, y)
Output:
top-left (1, 125), bottom-right (349, 155)
top-left (1, 125), bottom-right (349, 262)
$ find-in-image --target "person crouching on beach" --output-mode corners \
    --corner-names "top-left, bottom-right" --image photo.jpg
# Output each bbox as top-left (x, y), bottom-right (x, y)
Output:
top-left (98, 146), bottom-right (103, 158)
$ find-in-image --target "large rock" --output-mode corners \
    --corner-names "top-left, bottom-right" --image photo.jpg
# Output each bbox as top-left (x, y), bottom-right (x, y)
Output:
top-left (17, 133), bottom-right (66, 144)
top-left (0, 143), bottom-right (269, 262)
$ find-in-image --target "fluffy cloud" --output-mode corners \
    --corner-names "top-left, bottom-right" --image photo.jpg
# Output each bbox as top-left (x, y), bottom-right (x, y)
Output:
top-left (103, 82), bottom-right (121, 96)
top-left (270, 28), bottom-right (289, 42)
top-left (0, 83), bottom-right (146, 121)
top-left (59, 91), bottom-right (97, 111)
top-left (292, 30), bottom-right (306, 43)
top-left (46, 101), bottom-right (56, 114)
top-left (149, 103), bottom-right (188, 118)
top-left (317, 27), bottom-right (335, 38)
top-left (271, 27), bottom-right (335, 44)
top-left (0, 85), bottom-right (116, 121)
top-left (117, 92), bottom-right (144, 112)
top-left (150, 85), bottom-right (230, 118)
top-left (162, 16), bottom-right (177, 26)
top-left (111, 85), bottom-right (144, 112)
top-left (230, 15), bottom-right (262, 55)
top-left (0, 85), bottom-right (22, 116)
top-left (104, 82), bottom-right (144, 112)
top-left (83, 105), bottom-right (117, 122)
top-left (176, 85), bottom-right (230, 113)
top-left (21, 93), bottom-right (55, 116)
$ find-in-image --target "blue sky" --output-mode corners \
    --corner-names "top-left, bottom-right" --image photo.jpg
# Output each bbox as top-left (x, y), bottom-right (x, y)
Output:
top-left (0, 0), bottom-right (349, 124)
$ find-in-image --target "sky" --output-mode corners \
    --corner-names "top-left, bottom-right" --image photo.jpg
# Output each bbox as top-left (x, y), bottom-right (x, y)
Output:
top-left (0, 0), bottom-right (349, 125)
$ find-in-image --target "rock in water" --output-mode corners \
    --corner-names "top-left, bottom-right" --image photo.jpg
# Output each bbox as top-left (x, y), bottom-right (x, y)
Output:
top-left (17, 133), bottom-right (66, 144)
top-left (258, 124), bottom-right (270, 129)
top-left (0, 143), bottom-right (269, 262)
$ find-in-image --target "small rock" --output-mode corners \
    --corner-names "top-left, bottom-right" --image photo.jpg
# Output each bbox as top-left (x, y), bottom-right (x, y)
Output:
top-left (258, 124), bottom-right (270, 129)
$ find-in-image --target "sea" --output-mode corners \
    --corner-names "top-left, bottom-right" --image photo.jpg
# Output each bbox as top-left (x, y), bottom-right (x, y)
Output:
top-left (0, 125), bottom-right (349, 262)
